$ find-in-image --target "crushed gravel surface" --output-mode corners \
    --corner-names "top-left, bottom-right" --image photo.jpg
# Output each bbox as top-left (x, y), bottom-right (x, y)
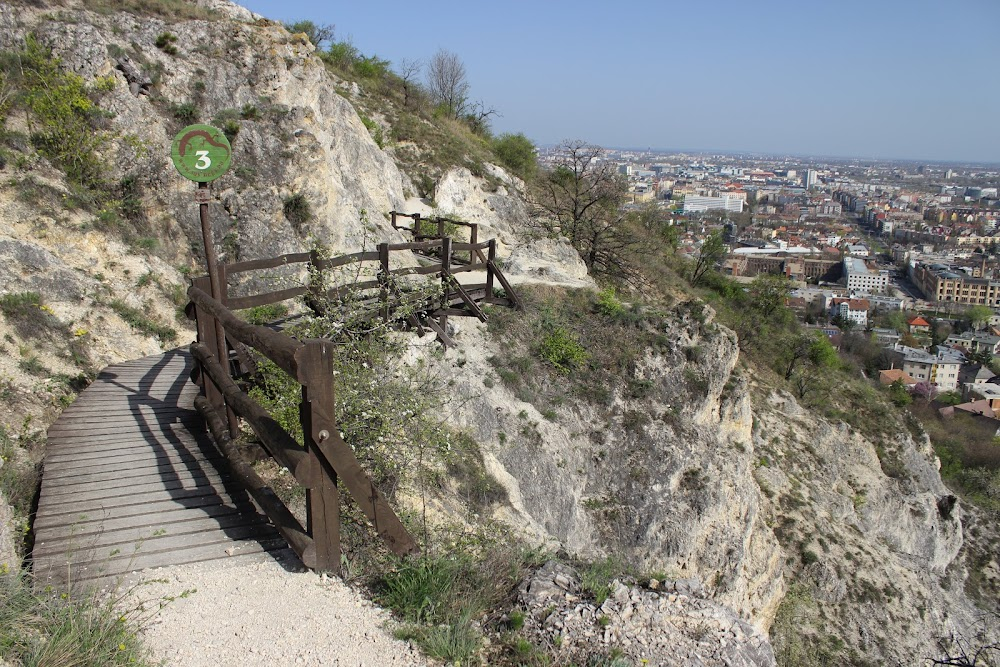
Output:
top-left (132, 557), bottom-right (430, 667)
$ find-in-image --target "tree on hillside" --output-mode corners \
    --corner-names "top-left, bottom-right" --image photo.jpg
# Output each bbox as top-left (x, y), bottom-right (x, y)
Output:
top-left (285, 20), bottom-right (335, 49)
top-left (491, 132), bottom-right (537, 181)
top-left (427, 49), bottom-right (469, 119)
top-left (528, 140), bottom-right (638, 281)
top-left (397, 58), bottom-right (422, 109)
top-left (734, 274), bottom-right (793, 351)
top-left (689, 231), bottom-right (725, 286)
top-left (783, 332), bottom-right (839, 399)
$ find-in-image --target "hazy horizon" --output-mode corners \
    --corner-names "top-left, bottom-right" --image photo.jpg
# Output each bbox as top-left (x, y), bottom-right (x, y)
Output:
top-left (238, 0), bottom-right (1000, 165)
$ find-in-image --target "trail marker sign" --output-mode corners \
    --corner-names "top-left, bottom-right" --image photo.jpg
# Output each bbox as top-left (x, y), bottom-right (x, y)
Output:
top-left (171, 124), bottom-right (232, 182)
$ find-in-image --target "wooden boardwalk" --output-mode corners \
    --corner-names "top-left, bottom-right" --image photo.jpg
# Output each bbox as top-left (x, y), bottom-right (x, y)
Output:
top-left (32, 349), bottom-right (293, 587)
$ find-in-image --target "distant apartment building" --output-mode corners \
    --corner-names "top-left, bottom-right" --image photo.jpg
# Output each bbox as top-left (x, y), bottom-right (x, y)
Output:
top-left (912, 262), bottom-right (1000, 306)
top-left (723, 251), bottom-right (839, 281)
top-left (683, 195), bottom-right (744, 214)
top-left (857, 293), bottom-right (904, 311)
top-left (845, 244), bottom-right (870, 257)
top-left (944, 331), bottom-right (1000, 356)
top-left (889, 345), bottom-right (963, 391)
top-left (805, 170), bottom-right (819, 189)
top-left (843, 257), bottom-right (889, 293)
top-left (831, 298), bottom-right (869, 327)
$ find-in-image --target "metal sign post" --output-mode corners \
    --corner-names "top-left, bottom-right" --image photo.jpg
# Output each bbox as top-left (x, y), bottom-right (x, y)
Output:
top-left (171, 124), bottom-right (238, 435)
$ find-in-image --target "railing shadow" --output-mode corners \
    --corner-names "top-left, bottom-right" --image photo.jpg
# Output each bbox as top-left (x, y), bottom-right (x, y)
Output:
top-left (35, 348), bottom-right (301, 587)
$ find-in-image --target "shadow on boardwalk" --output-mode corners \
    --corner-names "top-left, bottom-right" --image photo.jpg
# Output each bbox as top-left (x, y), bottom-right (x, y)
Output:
top-left (32, 349), bottom-right (298, 589)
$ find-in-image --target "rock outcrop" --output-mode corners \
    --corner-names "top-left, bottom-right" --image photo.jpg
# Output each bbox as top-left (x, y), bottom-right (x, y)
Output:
top-left (518, 561), bottom-right (776, 667)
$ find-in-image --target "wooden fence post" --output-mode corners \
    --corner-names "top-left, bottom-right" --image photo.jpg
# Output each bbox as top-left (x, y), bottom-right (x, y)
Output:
top-left (437, 217), bottom-right (445, 239)
top-left (390, 211), bottom-right (397, 229)
top-left (470, 224), bottom-right (478, 265)
top-left (413, 213), bottom-right (422, 239)
top-left (298, 340), bottom-right (340, 574)
top-left (439, 237), bottom-right (452, 343)
top-left (378, 242), bottom-right (390, 323)
top-left (307, 248), bottom-right (324, 315)
top-left (192, 276), bottom-right (226, 415)
top-left (486, 239), bottom-right (496, 297)
top-left (215, 264), bottom-right (239, 436)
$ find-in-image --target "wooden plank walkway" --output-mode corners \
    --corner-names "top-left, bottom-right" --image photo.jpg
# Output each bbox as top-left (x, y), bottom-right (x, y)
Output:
top-left (33, 349), bottom-right (294, 588)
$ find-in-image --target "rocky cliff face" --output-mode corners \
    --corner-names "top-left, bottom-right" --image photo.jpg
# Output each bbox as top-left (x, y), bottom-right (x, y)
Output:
top-left (0, 0), bottom-right (587, 434)
top-left (410, 297), bottom-right (983, 664)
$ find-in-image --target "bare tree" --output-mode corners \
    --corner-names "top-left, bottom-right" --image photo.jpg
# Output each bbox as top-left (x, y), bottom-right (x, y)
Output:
top-left (397, 58), bottom-right (422, 109)
top-left (529, 140), bottom-right (638, 281)
top-left (426, 49), bottom-right (469, 118)
top-left (932, 612), bottom-right (1000, 666)
top-left (464, 99), bottom-right (499, 135)
top-left (284, 20), bottom-right (335, 50)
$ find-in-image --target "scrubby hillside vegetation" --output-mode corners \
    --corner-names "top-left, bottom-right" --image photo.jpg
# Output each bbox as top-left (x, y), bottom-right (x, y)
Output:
top-left (0, 1), bottom-right (997, 666)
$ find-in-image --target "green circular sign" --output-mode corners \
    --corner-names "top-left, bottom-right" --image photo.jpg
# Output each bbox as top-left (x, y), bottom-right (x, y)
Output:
top-left (171, 124), bottom-right (232, 182)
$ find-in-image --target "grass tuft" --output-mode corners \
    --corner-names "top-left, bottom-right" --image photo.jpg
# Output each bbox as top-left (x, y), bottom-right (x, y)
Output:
top-left (0, 571), bottom-right (154, 666)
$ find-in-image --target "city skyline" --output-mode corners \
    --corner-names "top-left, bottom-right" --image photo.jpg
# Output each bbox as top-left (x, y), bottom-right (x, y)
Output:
top-left (239, 0), bottom-right (1000, 164)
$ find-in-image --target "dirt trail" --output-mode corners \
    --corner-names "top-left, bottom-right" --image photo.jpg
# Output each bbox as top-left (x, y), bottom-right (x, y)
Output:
top-left (134, 558), bottom-right (428, 667)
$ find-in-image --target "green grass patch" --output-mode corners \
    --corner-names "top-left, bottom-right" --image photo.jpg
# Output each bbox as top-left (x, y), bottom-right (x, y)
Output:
top-left (0, 571), bottom-right (154, 666)
top-left (238, 303), bottom-right (289, 325)
top-left (0, 424), bottom-right (42, 543)
top-left (578, 556), bottom-right (634, 605)
top-left (80, 0), bottom-right (218, 20)
top-left (108, 300), bottom-right (176, 344)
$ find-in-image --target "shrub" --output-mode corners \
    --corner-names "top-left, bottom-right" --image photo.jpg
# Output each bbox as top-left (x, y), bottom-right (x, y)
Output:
top-left (353, 55), bottom-right (391, 81)
top-left (537, 326), bottom-right (588, 373)
top-left (0, 291), bottom-right (43, 320)
top-left (359, 115), bottom-right (384, 148)
top-left (283, 192), bottom-right (312, 227)
top-left (171, 102), bottom-right (198, 123)
top-left (491, 132), bottom-right (537, 181)
top-left (219, 118), bottom-right (239, 142)
top-left (0, 424), bottom-right (42, 528)
top-left (323, 41), bottom-right (360, 70)
top-left (595, 287), bottom-right (626, 319)
top-left (239, 103), bottom-right (260, 120)
top-left (239, 303), bottom-right (289, 325)
top-left (0, 291), bottom-right (59, 336)
top-left (108, 299), bottom-right (176, 344)
top-left (5, 36), bottom-right (106, 187)
top-left (154, 31), bottom-right (178, 55)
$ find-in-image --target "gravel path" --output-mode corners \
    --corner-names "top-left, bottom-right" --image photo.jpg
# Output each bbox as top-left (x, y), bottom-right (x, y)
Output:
top-left (131, 557), bottom-right (430, 667)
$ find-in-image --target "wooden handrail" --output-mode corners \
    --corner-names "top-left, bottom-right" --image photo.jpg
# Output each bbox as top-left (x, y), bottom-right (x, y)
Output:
top-left (188, 285), bottom-right (303, 379)
top-left (188, 273), bottom-right (427, 572)
top-left (226, 252), bottom-right (312, 275)
top-left (191, 342), bottom-right (313, 481)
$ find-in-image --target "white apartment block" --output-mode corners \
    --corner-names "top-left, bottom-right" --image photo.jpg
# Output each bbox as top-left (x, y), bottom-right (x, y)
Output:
top-left (844, 257), bottom-right (889, 293)
top-left (893, 345), bottom-right (963, 391)
top-left (683, 195), bottom-right (744, 214)
top-left (837, 301), bottom-right (868, 327)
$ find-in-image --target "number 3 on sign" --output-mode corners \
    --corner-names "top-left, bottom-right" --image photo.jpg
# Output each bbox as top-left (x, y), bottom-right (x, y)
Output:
top-left (170, 124), bottom-right (232, 183)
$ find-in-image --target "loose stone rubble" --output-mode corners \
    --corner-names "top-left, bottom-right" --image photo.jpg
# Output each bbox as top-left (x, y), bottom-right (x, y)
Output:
top-left (516, 561), bottom-right (776, 667)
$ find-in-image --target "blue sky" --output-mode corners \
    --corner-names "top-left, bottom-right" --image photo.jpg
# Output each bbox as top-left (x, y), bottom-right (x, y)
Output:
top-left (238, 0), bottom-right (1000, 164)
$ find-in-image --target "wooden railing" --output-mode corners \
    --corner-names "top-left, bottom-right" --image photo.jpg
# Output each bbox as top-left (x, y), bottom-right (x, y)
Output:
top-left (390, 211), bottom-right (485, 266)
top-left (184, 221), bottom-right (520, 572)
top-left (214, 235), bottom-right (520, 347)
top-left (187, 285), bottom-right (419, 573)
